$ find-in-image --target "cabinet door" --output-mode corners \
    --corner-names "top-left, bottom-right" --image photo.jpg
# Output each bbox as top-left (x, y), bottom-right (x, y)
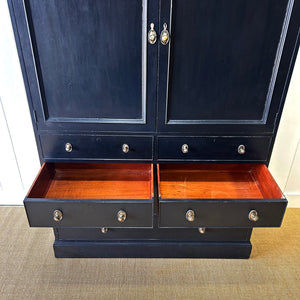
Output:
top-left (10, 0), bottom-right (158, 132)
top-left (157, 0), bottom-right (298, 134)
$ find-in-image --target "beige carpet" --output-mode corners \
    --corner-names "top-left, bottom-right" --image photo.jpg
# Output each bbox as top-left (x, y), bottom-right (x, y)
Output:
top-left (0, 207), bottom-right (299, 300)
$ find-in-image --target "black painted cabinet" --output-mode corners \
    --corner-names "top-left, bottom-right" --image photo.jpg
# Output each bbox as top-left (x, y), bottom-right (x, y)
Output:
top-left (9, 0), bottom-right (300, 258)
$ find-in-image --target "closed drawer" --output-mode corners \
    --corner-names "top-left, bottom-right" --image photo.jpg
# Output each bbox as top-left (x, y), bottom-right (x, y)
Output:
top-left (24, 163), bottom-right (153, 228)
top-left (40, 134), bottom-right (153, 160)
top-left (56, 227), bottom-right (252, 242)
top-left (158, 136), bottom-right (271, 161)
top-left (158, 164), bottom-right (287, 228)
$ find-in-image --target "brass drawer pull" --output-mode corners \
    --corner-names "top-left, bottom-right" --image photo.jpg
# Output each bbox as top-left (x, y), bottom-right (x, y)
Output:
top-left (65, 143), bottom-right (72, 152)
top-left (238, 144), bottom-right (245, 155)
top-left (186, 209), bottom-right (195, 222)
top-left (101, 227), bottom-right (108, 234)
top-left (117, 210), bottom-right (127, 222)
top-left (182, 144), bottom-right (189, 154)
top-left (53, 210), bottom-right (63, 222)
top-left (122, 144), bottom-right (129, 153)
top-left (198, 227), bottom-right (205, 234)
top-left (249, 210), bottom-right (259, 222)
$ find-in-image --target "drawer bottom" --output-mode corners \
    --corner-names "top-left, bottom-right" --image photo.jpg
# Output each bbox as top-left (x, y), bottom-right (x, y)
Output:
top-left (54, 240), bottom-right (252, 258)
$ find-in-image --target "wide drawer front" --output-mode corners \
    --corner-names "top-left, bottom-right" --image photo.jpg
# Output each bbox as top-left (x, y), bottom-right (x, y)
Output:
top-left (25, 200), bottom-right (153, 228)
top-left (159, 200), bottom-right (287, 228)
top-left (24, 163), bottom-right (154, 228)
top-left (40, 134), bottom-right (153, 160)
top-left (157, 163), bottom-right (287, 228)
top-left (158, 136), bottom-right (271, 161)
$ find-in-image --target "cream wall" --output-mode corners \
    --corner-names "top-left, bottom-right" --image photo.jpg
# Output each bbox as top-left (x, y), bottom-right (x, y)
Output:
top-left (269, 50), bottom-right (300, 207)
top-left (0, 0), bottom-right (299, 206)
top-left (0, 0), bottom-right (40, 205)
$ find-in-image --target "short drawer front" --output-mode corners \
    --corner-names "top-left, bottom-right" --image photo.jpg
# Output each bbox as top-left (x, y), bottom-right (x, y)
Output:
top-left (40, 134), bottom-right (153, 160)
top-left (158, 136), bottom-right (271, 161)
top-left (56, 227), bottom-right (252, 242)
top-left (159, 199), bottom-right (287, 228)
top-left (24, 200), bottom-right (153, 228)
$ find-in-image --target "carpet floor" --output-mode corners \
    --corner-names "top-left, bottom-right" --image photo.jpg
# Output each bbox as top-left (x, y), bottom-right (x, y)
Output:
top-left (0, 207), bottom-right (299, 300)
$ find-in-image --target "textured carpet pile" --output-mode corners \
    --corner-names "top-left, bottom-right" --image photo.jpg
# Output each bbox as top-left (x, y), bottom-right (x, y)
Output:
top-left (0, 207), bottom-right (299, 299)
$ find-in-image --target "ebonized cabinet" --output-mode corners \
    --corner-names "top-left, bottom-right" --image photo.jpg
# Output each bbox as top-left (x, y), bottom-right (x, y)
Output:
top-left (9, 0), bottom-right (300, 258)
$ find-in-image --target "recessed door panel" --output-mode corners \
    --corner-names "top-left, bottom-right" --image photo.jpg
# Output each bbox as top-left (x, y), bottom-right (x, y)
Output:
top-left (17, 0), bottom-right (158, 131)
top-left (158, 0), bottom-right (294, 133)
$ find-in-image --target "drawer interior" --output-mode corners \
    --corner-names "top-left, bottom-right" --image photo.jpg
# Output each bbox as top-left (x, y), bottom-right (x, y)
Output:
top-left (28, 163), bottom-right (153, 199)
top-left (157, 164), bottom-right (283, 199)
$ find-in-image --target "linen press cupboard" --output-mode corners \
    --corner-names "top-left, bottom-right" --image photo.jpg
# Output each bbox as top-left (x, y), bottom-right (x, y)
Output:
top-left (8, 0), bottom-right (300, 258)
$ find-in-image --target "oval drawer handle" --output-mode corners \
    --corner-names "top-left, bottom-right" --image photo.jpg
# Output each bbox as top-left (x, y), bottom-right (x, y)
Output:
top-left (198, 227), bottom-right (205, 234)
top-left (238, 144), bottom-right (246, 155)
top-left (248, 210), bottom-right (259, 222)
top-left (101, 227), bottom-right (108, 234)
top-left (122, 144), bottom-right (129, 153)
top-left (65, 143), bottom-right (72, 152)
top-left (182, 144), bottom-right (189, 154)
top-left (53, 210), bottom-right (63, 222)
top-left (117, 210), bottom-right (127, 223)
top-left (186, 209), bottom-right (195, 222)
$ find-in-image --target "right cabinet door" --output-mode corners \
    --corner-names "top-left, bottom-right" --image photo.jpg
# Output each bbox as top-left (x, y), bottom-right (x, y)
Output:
top-left (157, 0), bottom-right (296, 134)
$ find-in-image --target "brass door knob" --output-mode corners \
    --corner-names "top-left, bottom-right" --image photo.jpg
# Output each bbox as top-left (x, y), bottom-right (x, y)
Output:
top-left (160, 23), bottom-right (170, 45)
top-left (148, 23), bottom-right (157, 44)
top-left (122, 144), bottom-right (129, 153)
top-left (186, 209), bottom-right (195, 222)
top-left (65, 143), bottom-right (72, 152)
top-left (117, 210), bottom-right (127, 222)
top-left (53, 210), bottom-right (63, 222)
top-left (182, 144), bottom-right (189, 154)
top-left (248, 210), bottom-right (259, 222)
top-left (238, 144), bottom-right (245, 155)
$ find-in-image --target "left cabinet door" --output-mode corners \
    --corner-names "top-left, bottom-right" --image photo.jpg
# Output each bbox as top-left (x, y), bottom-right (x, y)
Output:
top-left (9, 0), bottom-right (158, 132)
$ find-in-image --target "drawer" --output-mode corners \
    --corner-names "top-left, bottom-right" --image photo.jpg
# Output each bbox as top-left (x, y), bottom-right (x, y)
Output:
top-left (158, 164), bottom-right (287, 228)
top-left (56, 227), bottom-right (252, 242)
top-left (158, 136), bottom-right (271, 161)
top-left (24, 163), bottom-right (153, 228)
top-left (40, 134), bottom-right (153, 160)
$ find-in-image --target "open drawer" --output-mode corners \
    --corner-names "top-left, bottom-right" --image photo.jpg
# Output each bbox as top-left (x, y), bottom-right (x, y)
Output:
top-left (157, 164), bottom-right (287, 228)
top-left (24, 163), bottom-right (154, 228)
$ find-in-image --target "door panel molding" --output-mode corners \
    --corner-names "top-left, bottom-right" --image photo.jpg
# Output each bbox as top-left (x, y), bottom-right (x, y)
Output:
top-left (157, 0), bottom-right (299, 134)
top-left (164, 0), bottom-right (294, 126)
top-left (23, 0), bottom-right (147, 125)
top-left (9, 0), bottom-right (158, 132)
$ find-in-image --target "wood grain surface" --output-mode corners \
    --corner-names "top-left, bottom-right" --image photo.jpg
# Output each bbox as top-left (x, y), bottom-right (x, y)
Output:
top-left (158, 164), bottom-right (283, 199)
top-left (28, 163), bottom-right (153, 199)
